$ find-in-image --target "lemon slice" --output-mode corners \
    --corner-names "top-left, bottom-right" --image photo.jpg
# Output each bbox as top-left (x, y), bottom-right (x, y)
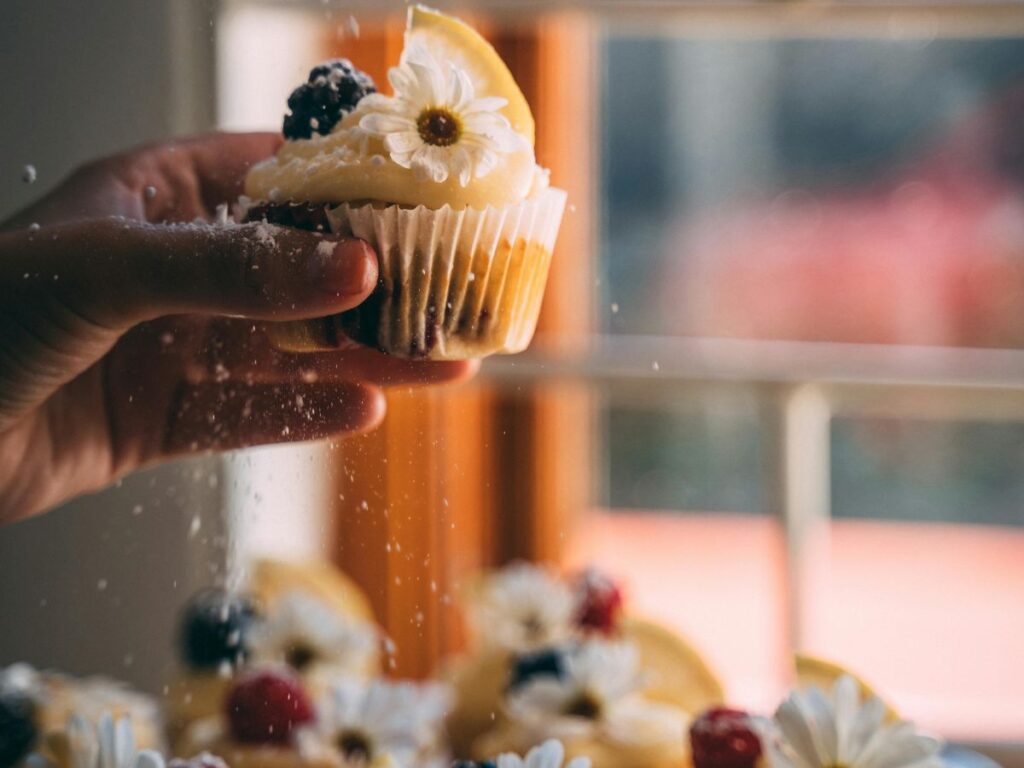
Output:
top-left (795, 654), bottom-right (900, 721)
top-left (624, 617), bottom-right (725, 714)
top-left (251, 557), bottom-right (377, 624)
top-left (407, 5), bottom-right (535, 145)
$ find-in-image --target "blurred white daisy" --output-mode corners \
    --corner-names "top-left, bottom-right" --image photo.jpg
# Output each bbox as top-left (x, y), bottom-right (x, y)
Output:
top-left (359, 42), bottom-right (525, 186)
top-left (493, 739), bottom-right (590, 768)
top-left (760, 675), bottom-right (945, 768)
top-left (298, 678), bottom-right (451, 767)
top-left (468, 563), bottom-right (575, 652)
top-left (39, 714), bottom-right (165, 768)
top-left (0, 663), bottom-right (44, 698)
top-left (246, 591), bottom-right (378, 679)
top-left (506, 640), bottom-right (685, 746)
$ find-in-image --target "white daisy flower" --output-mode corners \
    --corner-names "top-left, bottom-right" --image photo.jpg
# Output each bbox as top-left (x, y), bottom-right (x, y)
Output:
top-left (246, 591), bottom-right (379, 680)
top-left (468, 563), bottom-right (575, 652)
top-left (359, 42), bottom-right (526, 186)
top-left (493, 739), bottom-right (591, 768)
top-left (760, 675), bottom-right (945, 768)
top-left (40, 714), bottom-right (165, 768)
top-left (506, 641), bottom-right (685, 747)
top-left (298, 678), bottom-right (452, 767)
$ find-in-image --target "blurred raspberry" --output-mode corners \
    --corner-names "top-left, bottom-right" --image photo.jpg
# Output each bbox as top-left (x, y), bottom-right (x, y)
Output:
top-left (572, 568), bottom-right (624, 634)
top-left (226, 671), bottom-right (314, 745)
top-left (690, 707), bottom-right (762, 768)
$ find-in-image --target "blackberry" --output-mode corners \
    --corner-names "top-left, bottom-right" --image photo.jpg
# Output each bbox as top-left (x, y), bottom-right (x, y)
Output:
top-left (0, 691), bottom-right (36, 768)
top-left (283, 59), bottom-right (376, 140)
top-left (508, 647), bottom-right (566, 691)
top-left (179, 588), bottom-right (258, 671)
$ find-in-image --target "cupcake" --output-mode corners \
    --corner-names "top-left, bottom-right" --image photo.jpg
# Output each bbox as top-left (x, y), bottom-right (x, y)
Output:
top-left (242, 5), bottom-right (566, 360)
top-left (168, 561), bottom-right (382, 754)
top-left (470, 639), bottom-right (692, 768)
top-left (0, 663), bottom-right (164, 767)
top-left (24, 712), bottom-right (220, 768)
top-left (444, 564), bottom-right (725, 764)
top-left (175, 669), bottom-right (447, 768)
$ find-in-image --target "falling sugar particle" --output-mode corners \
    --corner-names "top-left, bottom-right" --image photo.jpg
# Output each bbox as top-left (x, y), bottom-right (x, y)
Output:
top-left (652, 361), bottom-right (660, 371)
top-left (144, 185), bottom-right (157, 200)
top-left (189, 515), bottom-right (202, 538)
top-left (611, 303), bottom-right (619, 314)
top-left (132, 504), bottom-right (144, 516)
top-left (346, 14), bottom-right (360, 37)
top-left (123, 654), bottom-right (134, 667)
top-left (28, 223), bottom-right (40, 232)
top-left (97, 579), bottom-right (108, 591)
top-left (22, 165), bottom-right (36, 183)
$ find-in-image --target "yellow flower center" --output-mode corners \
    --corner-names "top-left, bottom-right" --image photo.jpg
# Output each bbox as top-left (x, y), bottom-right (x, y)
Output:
top-left (338, 729), bottom-right (373, 761)
top-left (284, 640), bottom-right (318, 671)
top-left (563, 690), bottom-right (603, 719)
top-left (417, 107), bottom-right (462, 147)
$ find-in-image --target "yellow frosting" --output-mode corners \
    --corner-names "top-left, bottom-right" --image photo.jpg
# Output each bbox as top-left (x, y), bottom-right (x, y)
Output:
top-left (244, 108), bottom-right (548, 210)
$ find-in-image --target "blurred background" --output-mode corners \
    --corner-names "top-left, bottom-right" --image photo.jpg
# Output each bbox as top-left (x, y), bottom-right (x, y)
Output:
top-left (1, 0), bottom-right (1023, 760)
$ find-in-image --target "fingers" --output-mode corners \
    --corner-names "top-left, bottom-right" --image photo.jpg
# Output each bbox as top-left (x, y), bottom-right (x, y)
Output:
top-left (177, 319), bottom-right (479, 388)
top-left (162, 380), bottom-right (385, 456)
top-left (179, 132), bottom-right (283, 211)
top-left (5, 219), bottom-right (378, 329)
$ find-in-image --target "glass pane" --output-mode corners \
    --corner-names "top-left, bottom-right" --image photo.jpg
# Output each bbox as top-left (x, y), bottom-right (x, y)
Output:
top-left (600, 36), bottom-right (1024, 347)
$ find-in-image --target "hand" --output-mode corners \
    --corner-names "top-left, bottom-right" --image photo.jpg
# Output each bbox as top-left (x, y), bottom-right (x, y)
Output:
top-left (0, 133), bottom-right (475, 524)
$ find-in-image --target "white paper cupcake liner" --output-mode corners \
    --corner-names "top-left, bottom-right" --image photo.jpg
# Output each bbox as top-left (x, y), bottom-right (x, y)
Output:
top-left (268, 188), bottom-right (566, 360)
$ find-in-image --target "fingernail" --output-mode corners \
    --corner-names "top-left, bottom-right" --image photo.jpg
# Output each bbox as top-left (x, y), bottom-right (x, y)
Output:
top-left (313, 239), bottom-right (375, 296)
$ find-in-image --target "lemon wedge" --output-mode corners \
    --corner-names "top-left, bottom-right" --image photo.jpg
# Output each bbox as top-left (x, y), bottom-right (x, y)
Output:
top-left (624, 617), bottom-right (726, 714)
top-left (795, 654), bottom-right (900, 721)
top-left (251, 557), bottom-right (377, 624)
top-left (407, 5), bottom-right (535, 145)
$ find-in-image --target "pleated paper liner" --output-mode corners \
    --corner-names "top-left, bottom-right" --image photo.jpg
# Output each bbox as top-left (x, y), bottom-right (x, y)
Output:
top-left (266, 187), bottom-right (567, 360)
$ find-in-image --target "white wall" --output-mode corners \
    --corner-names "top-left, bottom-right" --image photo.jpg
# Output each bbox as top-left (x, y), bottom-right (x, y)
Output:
top-left (0, 0), bottom-right (223, 693)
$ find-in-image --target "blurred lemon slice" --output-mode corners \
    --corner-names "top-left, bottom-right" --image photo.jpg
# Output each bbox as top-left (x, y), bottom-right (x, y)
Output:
top-left (624, 617), bottom-right (725, 714)
top-left (407, 5), bottom-right (535, 145)
top-left (251, 558), bottom-right (377, 623)
top-left (795, 654), bottom-right (900, 721)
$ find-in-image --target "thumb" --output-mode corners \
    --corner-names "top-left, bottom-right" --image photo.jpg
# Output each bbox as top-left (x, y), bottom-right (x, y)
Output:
top-left (4, 217), bottom-right (377, 330)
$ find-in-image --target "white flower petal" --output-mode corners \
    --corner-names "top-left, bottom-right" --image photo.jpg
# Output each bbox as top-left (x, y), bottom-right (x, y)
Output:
top-left (527, 740), bottom-right (565, 768)
top-left (776, 695), bottom-right (827, 768)
top-left (462, 95), bottom-right (509, 114)
top-left (448, 65), bottom-right (476, 111)
top-left (410, 145), bottom-right (451, 183)
top-left (385, 131), bottom-right (423, 154)
top-left (361, 112), bottom-right (416, 136)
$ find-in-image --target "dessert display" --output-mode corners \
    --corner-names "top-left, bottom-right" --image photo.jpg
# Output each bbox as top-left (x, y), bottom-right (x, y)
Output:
top-left (0, 663), bottom-right (163, 768)
top-left (444, 563), bottom-right (723, 768)
top-left (241, 5), bottom-right (567, 360)
top-left (0, 558), bottom-right (965, 768)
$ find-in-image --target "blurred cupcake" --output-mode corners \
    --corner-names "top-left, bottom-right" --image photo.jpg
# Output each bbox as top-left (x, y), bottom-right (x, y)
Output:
top-left (444, 563), bottom-right (724, 762)
top-left (242, 5), bottom-right (566, 360)
top-left (296, 678), bottom-right (452, 768)
top-left (25, 712), bottom-right (217, 768)
top-left (176, 670), bottom-right (444, 768)
top-left (0, 664), bottom-right (163, 767)
top-left (472, 640), bottom-right (690, 768)
top-left (167, 560), bottom-right (382, 755)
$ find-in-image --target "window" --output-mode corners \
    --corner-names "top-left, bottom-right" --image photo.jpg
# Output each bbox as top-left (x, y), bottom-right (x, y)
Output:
top-left (217, 0), bottom-right (1024, 750)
